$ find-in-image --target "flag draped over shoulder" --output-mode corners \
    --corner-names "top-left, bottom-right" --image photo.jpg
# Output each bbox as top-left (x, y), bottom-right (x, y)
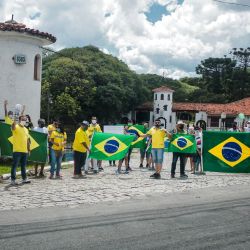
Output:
top-left (203, 131), bottom-right (250, 173)
top-left (168, 134), bottom-right (196, 153)
top-left (127, 125), bottom-right (145, 149)
top-left (0, 123), bottom-right (48, 163)
top-left (89, 132), bottom-right (135, 160)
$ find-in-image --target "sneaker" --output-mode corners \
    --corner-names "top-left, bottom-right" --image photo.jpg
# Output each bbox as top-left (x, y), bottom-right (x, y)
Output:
top-left (154, 173), bottom-right (161, 179)
top-left (180, 174), bottom-right (188, 178)
top-left (93, 170), bottom-right (98, 174)
top-left (127, 166), bottom-right (132, 171)
top-left (150, 172), bottom-right (157, 178)
top-left (109, 164), bottom-right (112, 167)
top-left (113, 164), bottom-right (117, 167)
top-left (115, 169), bottom-right (121, 175)
top-left (125, 170), bottom-right (130, 174)
top-left (56, 174), bottom-right (62, 179)
top-left (22, 179), bottom-right (31, 184)
top-left (39, 173), bottom-right (45, 178)
top-left (99, 167), bottom-right (104, 171)
top-left (171, 174), bottom-right (175, 179)
top-left (11, 180), bottom-right (17, 185)
top-left (146, 164), bottom-right (149, 168)
top-left (139, 163), bottom-right (143, 168)
top-left (49, 174), bottom-right (54, 179)
top-left (84, 171), bottom-right (89, 175)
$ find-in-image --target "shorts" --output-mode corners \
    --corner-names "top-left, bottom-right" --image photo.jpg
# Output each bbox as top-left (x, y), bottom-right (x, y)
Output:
top-left (151, 148), bottom-right (164, 164)
top-left (140, 148), bottom-right (151, 159)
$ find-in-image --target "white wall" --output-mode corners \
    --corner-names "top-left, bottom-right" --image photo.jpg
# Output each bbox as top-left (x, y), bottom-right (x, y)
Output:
top-left (153, 92), bottom-right (173, 130)
top-left (0, 32), bottom-right (52, 126)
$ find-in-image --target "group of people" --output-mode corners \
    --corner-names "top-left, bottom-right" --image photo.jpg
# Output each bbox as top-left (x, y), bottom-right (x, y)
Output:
top-left (3, 100), bottom-right (250, 184)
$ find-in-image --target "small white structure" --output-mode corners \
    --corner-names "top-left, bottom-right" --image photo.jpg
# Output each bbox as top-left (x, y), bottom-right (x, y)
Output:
top-left (0, 17), bottom-right (56, 124)
top-left (152, 86), bottom-right (175, 130)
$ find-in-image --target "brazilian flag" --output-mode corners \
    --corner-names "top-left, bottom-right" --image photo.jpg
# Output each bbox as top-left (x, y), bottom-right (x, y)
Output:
top-left (168, 134), bottom-right (196, 154)
top-left (203, 131), bottom-right (250, 173)
top-left (127, 125), bottom-right (145, 149)
top-left (0, 123), bottom-right (48, 163)
top-left (89, 132), bottom-right (135, 160)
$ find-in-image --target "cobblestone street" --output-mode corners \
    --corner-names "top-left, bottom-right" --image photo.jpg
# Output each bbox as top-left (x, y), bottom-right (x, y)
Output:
top-left (1, 151), bottom-right (250, 211)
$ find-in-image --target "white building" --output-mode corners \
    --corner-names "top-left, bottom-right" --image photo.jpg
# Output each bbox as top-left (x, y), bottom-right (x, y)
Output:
top-left (133, 86), bottom-right (250, 130)
top-left (0, 17), bottom-right (56, 125)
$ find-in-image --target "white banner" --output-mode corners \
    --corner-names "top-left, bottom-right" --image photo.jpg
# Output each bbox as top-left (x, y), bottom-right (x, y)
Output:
top-left (103, 125), bottom-right (124, 134)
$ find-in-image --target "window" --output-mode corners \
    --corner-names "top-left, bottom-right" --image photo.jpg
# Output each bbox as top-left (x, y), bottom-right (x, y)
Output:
top-left (168, 94), bottom-right (171, 101)
top-left (163, 105), bottom-right (168, 111)
top-left (160, 94), bottom-right (164, 100)
top-left (154, 94), bottom-right (157, 100)
top-left (34, 54), bottom-right (41, 81)
top-left (156, 108), bottom-right (160, 114)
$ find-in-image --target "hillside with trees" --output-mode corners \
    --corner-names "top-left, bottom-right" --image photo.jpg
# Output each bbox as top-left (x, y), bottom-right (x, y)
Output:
top-left (41, 46), bottom-right (250, 124)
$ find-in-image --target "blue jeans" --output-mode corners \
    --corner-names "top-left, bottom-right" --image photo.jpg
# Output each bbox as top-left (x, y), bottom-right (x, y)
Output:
top-left (50, 149), bottom-right (63, 175)
top-left (151, 148), bottom-right (164, 164)
top-left (11, 152), bottom-right (28, 181)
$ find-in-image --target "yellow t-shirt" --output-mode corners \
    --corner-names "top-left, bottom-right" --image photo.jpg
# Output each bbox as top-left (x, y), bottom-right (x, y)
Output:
top-left (50, 131), bottom-right (67, 151)
top-left (147, 127), bottom-right (166, 149)
top-left (47, 124), bottom-right (56, 138)
top-left (87, 124), bottom-right (102, 138)
top-left (73, 128), bottom-right (90, 153)
top-left (12, 124), bottom-right (30, 153)
top-left (5, 116), bottom-right (13, 125)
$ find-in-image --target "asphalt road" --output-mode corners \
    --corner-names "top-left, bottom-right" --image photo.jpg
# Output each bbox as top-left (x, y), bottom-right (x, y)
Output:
top-left (0, 185), bottom-right (250, 250)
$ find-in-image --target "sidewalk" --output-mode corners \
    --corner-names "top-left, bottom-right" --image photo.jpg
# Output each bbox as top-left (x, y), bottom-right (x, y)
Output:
top-left (1, 152), bottom-right (250, 211)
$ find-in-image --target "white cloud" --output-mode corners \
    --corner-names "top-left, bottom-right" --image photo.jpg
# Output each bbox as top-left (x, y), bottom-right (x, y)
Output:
top-left (1, 0), bottom-right (250, 79)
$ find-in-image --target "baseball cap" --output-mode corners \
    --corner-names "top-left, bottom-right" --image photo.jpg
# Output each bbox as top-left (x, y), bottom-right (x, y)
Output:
top-left (81, 120), bottom-right (89, 126)
top-left (177, 120), bottom-right (185, 125)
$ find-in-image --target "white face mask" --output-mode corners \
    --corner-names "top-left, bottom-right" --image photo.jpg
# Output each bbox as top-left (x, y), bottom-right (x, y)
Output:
top-left (247, 124), bottom-right (250, 128)
top-left (92, 120), bottom-right (97, 125)
top-left (9, 115), bottom-right (13, 119)
top-left (20, 121), bottom-right (26, 126)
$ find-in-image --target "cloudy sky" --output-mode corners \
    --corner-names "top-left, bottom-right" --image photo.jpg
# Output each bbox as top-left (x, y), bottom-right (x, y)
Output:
top-left (1, 0), bottom-right (250, 78)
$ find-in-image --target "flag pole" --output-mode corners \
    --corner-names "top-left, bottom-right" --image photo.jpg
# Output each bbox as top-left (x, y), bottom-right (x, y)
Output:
top-left (200, 130), bottom-right (205, 174)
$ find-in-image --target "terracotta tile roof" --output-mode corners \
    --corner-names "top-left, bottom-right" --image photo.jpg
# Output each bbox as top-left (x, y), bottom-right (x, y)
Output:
top-left (152, 86), bottom-right (174, 93)
top-left (0, 21), bottom-right (56, 43)
top-left (172, 97), bottom-right (250, 115)
top-left (136, 97), bottom-right (250, 116)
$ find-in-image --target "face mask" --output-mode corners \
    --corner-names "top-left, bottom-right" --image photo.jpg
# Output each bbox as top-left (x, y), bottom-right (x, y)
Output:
top-left (20, 121), bottom-right (26, 126)
top-left (92, 120), bottom-right (97, 125)
top-left (9, 115), bottom-right (13, 119)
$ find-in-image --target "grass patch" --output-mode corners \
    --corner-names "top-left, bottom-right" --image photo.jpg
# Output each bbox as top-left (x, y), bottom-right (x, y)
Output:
top-left (0, 165), bottom-right (34, 176)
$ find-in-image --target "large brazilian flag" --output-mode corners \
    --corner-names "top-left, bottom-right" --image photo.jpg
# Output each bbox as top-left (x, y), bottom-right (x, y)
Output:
top-left (168, 134), bottom-right (196, 154)
top-left (89, 132), bottom-right (135, 160)
top-left (0, 123), bottom-right (48, 163)
top-left (203, 131), bottom-right (250, 173)
top-left (127, 125), bottom-right (145, 149)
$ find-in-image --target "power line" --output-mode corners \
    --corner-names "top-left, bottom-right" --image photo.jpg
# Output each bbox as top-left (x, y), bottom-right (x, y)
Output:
top-left (213, 0), bottom-right (250, 8)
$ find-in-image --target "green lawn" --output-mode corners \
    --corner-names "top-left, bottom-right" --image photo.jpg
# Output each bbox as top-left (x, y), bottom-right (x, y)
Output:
top-left (0, 164), bottom-right (34, 176)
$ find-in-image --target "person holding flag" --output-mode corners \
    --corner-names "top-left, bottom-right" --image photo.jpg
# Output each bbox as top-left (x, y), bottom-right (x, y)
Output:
top-left (141, 119), bottom-right (168, 179)
top-left (139, 123), bottom-right (151, 169)
top-left (168, 120), bottom-right (188, 179)
top-left (73, 121), bottom-right (90, 178)
top-left (86, 116), bottom-right (102, 174)
top-left (49, 122), bottom-right (67, 179)
top-left (11, 115), bottom-right (31, 185)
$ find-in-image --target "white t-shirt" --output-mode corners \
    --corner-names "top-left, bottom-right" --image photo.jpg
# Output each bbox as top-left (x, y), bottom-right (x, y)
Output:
top-left (33, 127), bottom-right (48, 134)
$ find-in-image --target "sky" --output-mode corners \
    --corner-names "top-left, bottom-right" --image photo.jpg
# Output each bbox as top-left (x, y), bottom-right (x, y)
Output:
top-left (1, 0), bottom-right (250, 79)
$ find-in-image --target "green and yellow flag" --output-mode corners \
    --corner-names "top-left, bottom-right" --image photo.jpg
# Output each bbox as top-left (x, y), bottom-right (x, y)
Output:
top-left (127, 125), bottom-right (145, 149)
top-left (168, 134), bottom-right (196, 154)
top-left (89, 132), bottom-right (135, 160)
top-left (203, 131), bottom-right (250, 173)
top-left (0, 123), bottom-right (48, 163)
